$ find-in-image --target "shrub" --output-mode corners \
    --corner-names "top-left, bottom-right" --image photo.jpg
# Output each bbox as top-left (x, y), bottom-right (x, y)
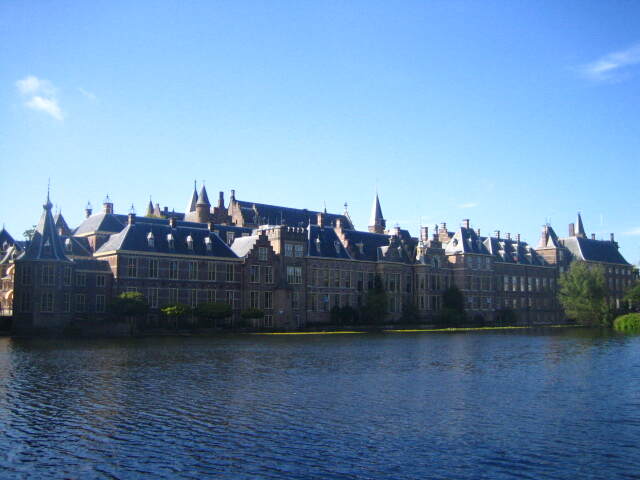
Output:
top-left (194, 302), bottom-right (233, 328)
top-left (558, 261), bottom-right (609, 325)
top-left (613, 313), bottom-right (640, 332)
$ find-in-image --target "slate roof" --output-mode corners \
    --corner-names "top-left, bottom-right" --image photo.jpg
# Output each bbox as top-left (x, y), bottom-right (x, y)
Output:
top-left (95, 223), bottom-right (238, 258)
top-left (0, 227), bottom-right (16, 248)
top-left (369, 193), bottom-right (384, 226)
top-left (74, 212), bottom-right (187, 236)
top-left (19, 196), bottom-right (71, 262)
top-left (561, 237), bottom-right (629, 265)
top-left (307, 226), bottom-right (352, 260)
top-left (61, 235), bottom-right (93, 258)
top-left (230, 235), bottom-right (259, 257)
top-left (235, 200), bottom-right (353, 229)
top-left (445, 227), bottom-right (491, 255)
top-left (339, 229), bottom-right (413, 263)
top-left (54, 212), bottom-right (72, 236)
top-left (484, 236), bottom-right (547, 265)
top-left (73, 258), bottom-right (113, 272)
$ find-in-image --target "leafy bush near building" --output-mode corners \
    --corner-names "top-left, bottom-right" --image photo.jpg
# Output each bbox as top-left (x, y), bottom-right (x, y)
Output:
top-left (624, 281), bottom-right (640, 311)
top-left (109, 292), bottom-right (149, 318)
top-left (438, 286), bottom-right (466, 326)
top-left (240, 308), bottom-right (264, 320)
top-left (360, 275), bottom-right (388, 324)
top-left (558, 261), bottom-right (609, 326)
top-left (194, 302), bottom-right (233, 328)
top-left (330, 305), bottom-right (359, 325)
top-left (613, 313), bottom-right (640, 332)
top-left (160, 304), bottom-right (192, 329)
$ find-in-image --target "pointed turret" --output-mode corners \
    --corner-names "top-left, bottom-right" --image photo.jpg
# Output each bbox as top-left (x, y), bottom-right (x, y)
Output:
top-left (195, 184), bottom-right (211, 223)
top-left (53, 211), bottom-right (71, 236)
top-left (19, 190), bottom-right (70, 262)
top-left (145, 197), bottom-right (154, 217)
top-left (368, 192), bottom-right (386, 234)
top-left (185, 181), bottom-right (198, 214)
top-left (576, 212), bottom-right (586, 238)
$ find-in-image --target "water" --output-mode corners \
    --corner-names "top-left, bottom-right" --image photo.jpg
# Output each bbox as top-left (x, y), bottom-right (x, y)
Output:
top-left (0, 328), bottom-right (639, 479)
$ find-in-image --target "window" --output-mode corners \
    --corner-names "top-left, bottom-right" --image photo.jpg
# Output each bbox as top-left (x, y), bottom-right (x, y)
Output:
top-left (287, 266), bottom-right (302, 284)
top-left (292, 292), bottom-right (300, 310)
top-left (250, 265), bottom-right (260, 283)
top-left (169, 288), bottom-right (178, 304)
top-left (21, 266), bottom-right (32, 286)
top-left (187, 261), bottom-right (198, 280)
top-left (40, 292), bottom-right (54, 312)
top-left (96, 274), bottom-right (106, 288)
top-left (226, 232), bottom-right (235, 245)
top-left (204, 237), bottom-right (212, 251)
top-left (309, 294), bottom-right (316, 311)
top-left (63, 267), bottom-right (72, 286)
top-left (149, 259), bottom-right (159, 278)
top-left (250, 291), bottom-right (260, 309)
top-left (76, 272), bottom-right (87, 287)
top-left (207, 262), bottom-right (216, 281)
top-left (264, 315), bottom-right (273, 327)
top-left (258, 247), bottom-right (268, 261)
top-left (226, 264), bottom-right (235, 282)
top-left (167, 234), bottom-right (175, 250)
top-left (263, 266), bottom-right (273, 284)
top-left (75, 294), bottom-right (86, 312)
top-left (63, 293), bottom-right (71, 313)
top-left (323, 270), bottom-right (330, 287)
top-left (333, 270), bottom-right (340, 287)
top-left (357, 272), bottom-right (364, 291)
top-left (263, 291), bottom-right (273, 309)
top-left (294, 244), bottom-right (304, 257)
top-left (169, 261), bottom-right (178, 280)
top-left (225, 290), bottom-right (240, 309)
top-left (285, 244), bottom-right (294, 257)
top-left (148, 288), bottom-right (158, 308)
top-left (127, 258), bottom-right (138, 278)
top-left (344, 271), bottom-right (352, 289)
top-left (186, 235), bottom-right (194, 250)
top-left (189, 289), bottom-right (197, 308)
top-left (207, 290), bottom-right (215, 302)
top-left (41, 265), bottom-right (55, 286)
top-left (96, 295), bottom-right (106, 313)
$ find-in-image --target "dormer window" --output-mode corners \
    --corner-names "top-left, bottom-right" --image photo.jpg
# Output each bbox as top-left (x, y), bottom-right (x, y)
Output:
top-left (186, 235), bottom-right (194, 250)
top-left (64, 238), bottom-right (72, 252)
top-left (147, 231), bottom-right (155, 248)
top-left (315, 237), bottom-right (321, 253)
top-left (204, 236), bottom-right (212, 251)
top-left (452, 239), bottom-right (458, 247)
top-left (334, 240), bottom-right (341, 254)
top-left (356, 242), bottom-right (364, 255)
top-left (226, 232), bottom-right (234, 245)
top-left (167, 233), bottom-right (174, 250)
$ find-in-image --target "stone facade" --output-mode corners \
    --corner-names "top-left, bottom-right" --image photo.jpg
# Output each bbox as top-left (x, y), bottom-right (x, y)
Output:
top-left (0, 185), bottom-right (636, 333)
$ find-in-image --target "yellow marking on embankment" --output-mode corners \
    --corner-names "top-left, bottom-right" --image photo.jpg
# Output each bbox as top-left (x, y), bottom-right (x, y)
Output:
top-left (251, 331), bottom-right (364, 335)
top-left (251, 325), bottom-right (578, 335)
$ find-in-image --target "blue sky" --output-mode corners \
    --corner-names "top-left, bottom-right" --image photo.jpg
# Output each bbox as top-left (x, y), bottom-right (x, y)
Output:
top-left (1, 1), bottom-right (639, 262)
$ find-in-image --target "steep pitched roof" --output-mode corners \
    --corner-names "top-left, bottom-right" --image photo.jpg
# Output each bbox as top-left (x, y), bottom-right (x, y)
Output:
top-left (0, 227), bottom-right (16, 250)
top-left (484, 236), bottom-right (547, 265)
top-left (307, 226), bottom-right (352, 259)
top-left (230, 235), bottom-right (259, 258)
top-left (185, 183), bottom-right (198, 214)
top-left (561, 237), bottom-right (629, 265)
top-left (445, 227), bottom-right (490, 255)
top-left (54, 212), bottom-right (72, 236)
top-left (576, 213), bottom-right (586, 238)
top-left (19, 195), bottom-right (70, 262)
top-left (196, 185), bottom-right (210, 206)
top-left (95, 223), bottom-right (238, 259)
top-left (235, 199), bottom-right (353, 229)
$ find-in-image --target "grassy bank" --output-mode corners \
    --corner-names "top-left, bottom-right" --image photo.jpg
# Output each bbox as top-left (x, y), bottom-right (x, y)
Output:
top-left (613, 313), bottom-right (640, 332)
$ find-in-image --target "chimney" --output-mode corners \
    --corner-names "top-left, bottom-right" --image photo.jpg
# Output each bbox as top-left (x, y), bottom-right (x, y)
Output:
top-left (494, 230), bottom-right (500, 239)
top-left (230, 189), bottom-right (236, 202)
top-left (420, 226), bottom-right (428, 242)
top-left (506, 233), bottom-right (511, 240)
top-left (163, 206), bottom-right (169, 216)
top-left (85, 202), bottom-right (92, 218)
top-left (317, 212), bottom-right (325, 227)
top-left (516, 233), bottom-right (521, 243)
top-left (462, 219), bottom-right (470, 229)
top-left (218, 191), bottom-right (225, 208)
top-left (591, 233), bottom-right (596, 240)
top-left (476, 228), bottom-right (481, 236)
top-left (128, 212), bottom-right (136, 225)
top-left (569, 223), bottom-right (575, 237)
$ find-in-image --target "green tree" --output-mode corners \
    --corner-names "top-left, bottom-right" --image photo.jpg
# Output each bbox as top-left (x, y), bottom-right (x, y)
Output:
top-left (161, 304), bottom-right (192, 329)
top-left (439, 286), bottom-right (466, 326)
top-left (624, 281), bottom-right (640, 311)
top-left (558, 261), bottom-right (609, 326)
top-left (194, 302), bottom-right (233, 328)
top-left (361, 275), bottom-right (388, 324)
top-left (109, 292), bottom-right (150, 318)
top-left (23, 225), bottom-right (36, 242)
top-left (401, 301), bottom-right (420, 324)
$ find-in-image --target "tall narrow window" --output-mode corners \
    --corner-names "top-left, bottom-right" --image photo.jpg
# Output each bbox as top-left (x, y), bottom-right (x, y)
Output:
top-left (169, 261), bottom-right (178, 280)
top-left (149, 259), bottom-right (159, 279)
top-left (127, 258), bottom-right (138, 278)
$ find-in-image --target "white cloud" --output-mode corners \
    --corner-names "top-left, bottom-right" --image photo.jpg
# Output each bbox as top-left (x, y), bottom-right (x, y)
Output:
top-left (16, 75), bottom-right (64, 121)
top-left (624, 227), bottom-right (640, 236)
top-left (580, 42), bottom-right (640, 82)
top-left (16, 75), bottom-right (55, 96)
top-left (458, 202), bottom-right (477, 209)
top-left (78, 87), bottom-right (97, 101)
top-left (25, 96), bottom-right (63, 121)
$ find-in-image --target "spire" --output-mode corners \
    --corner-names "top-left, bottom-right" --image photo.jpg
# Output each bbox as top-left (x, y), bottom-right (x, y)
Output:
top-left (197, 184), bottom-right (210, 206)
top-left (20, 189), bottom-right (70, 262)
top-left (146, 197), bottom-right (154, 217)
top-left (576, 212), bottom-right (586, 238)
top-left (368, 192), bottom-right (385, 234)
top-left (185, 181), bottom-right (198, 213)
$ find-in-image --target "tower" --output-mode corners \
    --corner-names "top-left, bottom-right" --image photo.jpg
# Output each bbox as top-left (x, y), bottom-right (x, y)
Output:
top-left (195, 184), bottom-right (211, 223)
top-left (368, 192), bottom-right (386, 234)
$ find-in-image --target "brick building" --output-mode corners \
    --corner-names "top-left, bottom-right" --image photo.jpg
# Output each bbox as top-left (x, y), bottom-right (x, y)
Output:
top-left (0, 185), bottom-right (636, 333)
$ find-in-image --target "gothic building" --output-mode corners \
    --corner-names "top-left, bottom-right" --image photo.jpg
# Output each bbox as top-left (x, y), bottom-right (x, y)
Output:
top-left (0, 184), bottom-right (635, 333)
